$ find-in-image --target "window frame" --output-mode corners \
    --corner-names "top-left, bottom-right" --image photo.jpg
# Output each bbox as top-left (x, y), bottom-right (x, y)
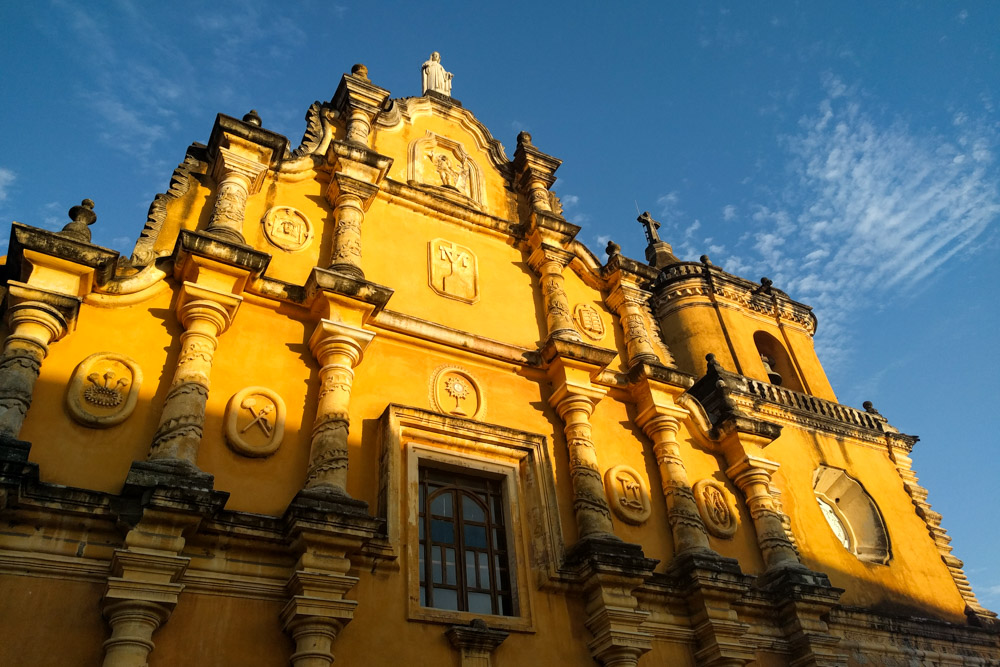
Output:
top-left (377, 404), bottom-right (563, 633)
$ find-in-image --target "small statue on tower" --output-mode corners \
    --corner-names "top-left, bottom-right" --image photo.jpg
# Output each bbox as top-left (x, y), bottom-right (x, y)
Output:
top-left (422, 51), bottom-right (453, 96)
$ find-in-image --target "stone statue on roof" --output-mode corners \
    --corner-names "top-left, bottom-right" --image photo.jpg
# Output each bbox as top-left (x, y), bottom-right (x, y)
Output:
top-left (422, 51), bottom-right (453, 96)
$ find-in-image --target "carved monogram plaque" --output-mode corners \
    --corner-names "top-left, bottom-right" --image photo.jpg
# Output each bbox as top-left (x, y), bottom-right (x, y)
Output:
top-left (693, 479), bottom-right (739, 539)
top-left (66, 353), bottom-right (143, 428)
top-left (428, 239), bottom-right (479, 303)
top-left (604, 465), bottom-right (651, 525)
top-left (224, 386), bottom-right (286, 458)
top-left (573, 303), bottom-right (605, 341)
top-left (430, 366), bottom-right (484, 419)
top-left (262, 206), bottom-right (313, 252)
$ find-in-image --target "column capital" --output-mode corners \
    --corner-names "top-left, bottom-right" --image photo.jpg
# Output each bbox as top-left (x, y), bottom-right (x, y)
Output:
top-left (308, 319), bottom-right (376, 366)
top-left (527, 244), bottom-right (575, 273)
top-left (725, 454), bottom-right (780, 485)
top-left (210, 146), bottom-right (270, 196)
top-left (176, 282), bottom-right (242, 335)
top-left (6, 283), bottom-right (79, 342)
top-left (324, 171), bottom-right (382, 211)
top-left (445, 620), bottom-right (509, 664)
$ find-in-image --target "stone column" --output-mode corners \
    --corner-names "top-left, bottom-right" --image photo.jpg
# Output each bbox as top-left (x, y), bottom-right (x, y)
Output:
top-left (606, 285), bottom-right (661, 368)
top-left (304, 320), bottom-right (374, 495)
top-left (204, 148), bottom-right (268, 245)
top-left (100, 509), bottom-right (198, 667)
top-left (553, 391), bottom-right (615, 539)
top-left (528, 246), bottom-right (580, 342)
top-left (148, 285), bottom-right (239, 468)
top-left (0, 288), bottom-right (74, 438)
top-left (445, 620), bottom-right (508, 667)
top-left (327, 175), bottom-right (378, 280)
top-left (642, 414), bottom-right (713, 553)
top-left (726, 455), bottom-right (799, 570)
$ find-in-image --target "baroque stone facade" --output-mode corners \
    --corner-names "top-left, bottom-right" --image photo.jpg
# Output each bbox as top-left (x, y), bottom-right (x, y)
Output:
top-left (0, 60), bottom-right (997, 667)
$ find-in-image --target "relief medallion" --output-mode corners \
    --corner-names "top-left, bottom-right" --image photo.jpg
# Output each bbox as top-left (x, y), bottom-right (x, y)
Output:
top-left (604, 465), bottom-right (651, 525)
top-left (66, 353), bottom-right (143, 428)
top-left (224, 386), bottom-right (286, 458)
top-left (693, 479), bottom-right (739, 539)
top-left (262, 206), bottom-right (313, 253)
top-left (430, 366), bottom-right (484, 419)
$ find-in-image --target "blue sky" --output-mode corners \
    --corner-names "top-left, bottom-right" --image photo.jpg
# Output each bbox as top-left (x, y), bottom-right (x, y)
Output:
top-left (2, 2), bottom-right (998, 607)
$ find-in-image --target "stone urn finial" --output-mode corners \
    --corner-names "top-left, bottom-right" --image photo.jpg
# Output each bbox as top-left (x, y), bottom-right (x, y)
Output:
top-left (242, 109), bottom-right (262, 126)
top-left (517, 130), bottom-right (533, 147)
top-left (606, 240), bottom-right (621, 257)
top-left (60, 198), bottom-right (97, 243)
top-left (351, 63), bottom-right (369, 80)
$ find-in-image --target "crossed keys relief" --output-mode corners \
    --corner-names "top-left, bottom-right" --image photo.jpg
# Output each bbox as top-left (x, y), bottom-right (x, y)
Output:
top-left (224, 387), bottom-right (286, 458)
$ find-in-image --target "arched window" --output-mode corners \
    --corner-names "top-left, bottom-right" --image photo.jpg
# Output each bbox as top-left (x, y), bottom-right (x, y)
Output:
top-left (418, 466), bottom-right (514, 616)
top-left (753, 331), bottom-right (804, 392)
top-left (813, 466), bottom-right (890, 564)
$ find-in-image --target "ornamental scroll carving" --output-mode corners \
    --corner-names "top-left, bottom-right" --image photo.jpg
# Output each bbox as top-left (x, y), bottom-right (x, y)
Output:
top-left (224, 386), bottom-right (286, 458)
top-left (66, 353), bottom-right (143, 428)
top-left (262, 206), bottom-right (313, 253)
top-left (430, 366), bottom-right (484, 419)
top-left (693, 479), bottom-right (739, 539)
top-left (428, 239), bottom-right (479, 303)
top-left (604, 465), bottom-right (651, 525)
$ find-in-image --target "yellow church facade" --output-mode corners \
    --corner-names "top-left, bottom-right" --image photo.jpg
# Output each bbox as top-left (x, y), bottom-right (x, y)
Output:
top-left (0, 60), bottom-right (996, 666)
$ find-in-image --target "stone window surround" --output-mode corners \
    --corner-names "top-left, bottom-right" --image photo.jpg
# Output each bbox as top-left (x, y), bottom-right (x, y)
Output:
top-left (813, 465), bottom-right (891, 565)
top-left (378, 404), bottom-right (564, 633)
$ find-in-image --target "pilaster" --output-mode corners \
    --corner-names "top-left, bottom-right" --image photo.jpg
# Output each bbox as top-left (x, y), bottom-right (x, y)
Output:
top-left (627, 363), bottom-right (714, 555)
top-left (142, 230), bottom-right (268, 479)
top-left (528, 245), bottom-right (581, 342)
top-left (543, 338), bottom-right (618, 541)
top-left (445, 620), bottom-right (509, 667)
top-left (564, 538), bottom-right (658, 667)
top-left (281, 494), bottom-right (383, 667)
top-left (0, 220), bottom-right (118, 439)
top-left (204, 113), bottom-right (286, 245)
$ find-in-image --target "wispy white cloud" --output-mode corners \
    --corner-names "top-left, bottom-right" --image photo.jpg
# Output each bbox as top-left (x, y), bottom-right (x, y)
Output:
top-left (0, 168), bottom-right (15, 203)
top-left (716, 76), bottom-right (1000, 363)
top-left (722, 204), bottom-right (737, 221)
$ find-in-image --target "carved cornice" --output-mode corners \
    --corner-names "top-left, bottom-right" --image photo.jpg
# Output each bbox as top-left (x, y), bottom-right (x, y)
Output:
top-left (207, 113), bottom-right (287, 168)
top-left (5, 223), bottom-right (120, 289)
top-left (210, 147), bottom-right (270, 195)
top-left (653, 262), bottom-right (818, 335)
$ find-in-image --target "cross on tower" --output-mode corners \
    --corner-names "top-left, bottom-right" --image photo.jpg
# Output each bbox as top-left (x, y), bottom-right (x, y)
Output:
top-left (637, 211), bottom-right (661, 245)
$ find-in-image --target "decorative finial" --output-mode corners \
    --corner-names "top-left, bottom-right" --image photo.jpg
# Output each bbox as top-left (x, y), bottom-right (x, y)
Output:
top-left (606, 240), bottom-right (621, 257)
top-left (242, 109), bottom-right (262, 126)
top-left (699, 254), bottom-right (712, 265)
top-left (705, 353), bottom-right (724, 373)
top-left (637, 211), bottom-right (661, 244)
top-left (351, 63), bottom-right (369, 80)
top-left (60, 198), bottom-right (97, 243)
top-left (752, 276), bottom-right (773, 296)
top-left (862, 401), bottom-right (882, 416)
top-left (517, 130), bottom-right (532, 147)
top-left (421, 51), bottom-right (453, 96)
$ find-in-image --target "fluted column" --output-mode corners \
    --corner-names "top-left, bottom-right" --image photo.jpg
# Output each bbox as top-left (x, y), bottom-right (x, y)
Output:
top-left (553, 392), bottom-right (614, 539)
top-left (0, 288), bottom-right (74, 438)
top-left (528, 246), bottom-right (580, 342)
top-left (204, 148), bottom-right (268, 245)
top-left (726, 456), bottom-right (799, 570)
top-left (304, 320), bottom-right (374, 494)
top-left (148, 285), bottom-right (239, 468)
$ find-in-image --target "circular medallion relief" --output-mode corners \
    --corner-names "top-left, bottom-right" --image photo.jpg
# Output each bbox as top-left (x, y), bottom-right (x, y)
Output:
top-left (224, 386), bottom-right (286, 458)
top-left (430, 366), bottom-right (484, 419)
top-left (573, 303), bottom-right (606, 341)
top-left (262, 206), bottom-right (313, 253)
top-left (66, 352), bottom-right (143, 428)
top-left (604, 465), bottom-right (651, 525)
top-left (693, 479), bottom-right (739, 539)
